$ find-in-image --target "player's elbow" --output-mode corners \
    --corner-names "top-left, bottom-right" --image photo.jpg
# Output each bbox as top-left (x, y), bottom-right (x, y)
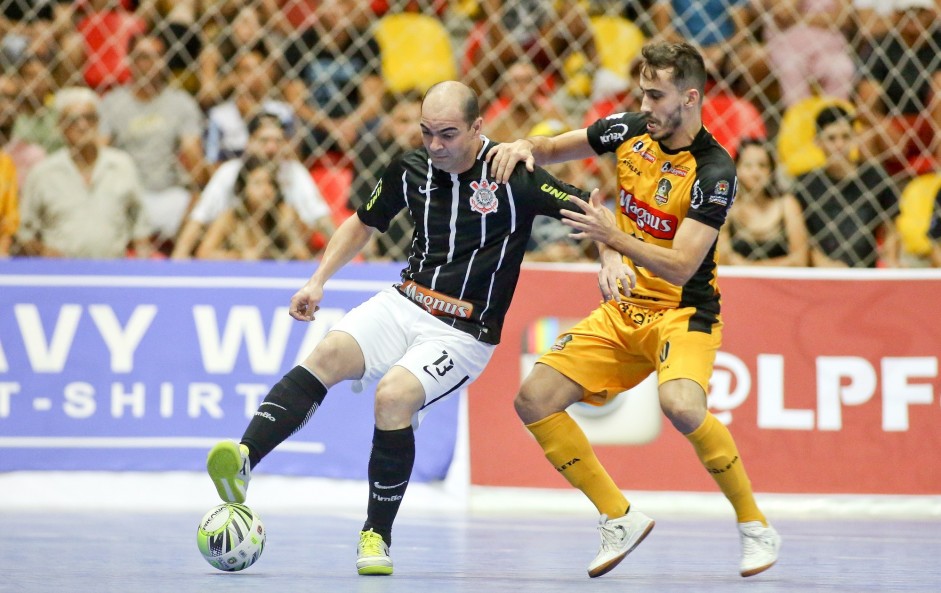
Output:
top-left (661, 260), bottom-right (699, 286)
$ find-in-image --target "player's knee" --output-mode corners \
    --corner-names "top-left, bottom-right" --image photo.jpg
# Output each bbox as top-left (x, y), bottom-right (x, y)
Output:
top-left (660, 392), bottom-right (706, 433)
top-left (306, 331), bottom-right (364, 385)
top-left (374, 380), bottom-right (422, 429)
top-left (514, 386), bottom-right (540, 424)
top-left (515, 372), bottom-right (569, 424)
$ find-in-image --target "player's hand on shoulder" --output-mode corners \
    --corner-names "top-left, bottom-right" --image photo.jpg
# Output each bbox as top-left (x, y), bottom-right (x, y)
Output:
top-left (485, 139), bottom-right (535, 184)
top-left (289, 282), bottom-right (324, 321)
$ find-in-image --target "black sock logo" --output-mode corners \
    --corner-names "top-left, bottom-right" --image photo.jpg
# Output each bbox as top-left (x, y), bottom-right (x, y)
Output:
top-left (556, 457), bottom-right (581, 472)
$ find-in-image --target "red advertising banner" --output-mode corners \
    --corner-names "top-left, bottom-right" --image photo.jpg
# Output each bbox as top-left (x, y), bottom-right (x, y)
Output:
top-left (468, 266), bottom-right (941, 495)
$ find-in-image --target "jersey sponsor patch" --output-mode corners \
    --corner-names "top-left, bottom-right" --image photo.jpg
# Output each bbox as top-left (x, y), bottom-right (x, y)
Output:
top-left (540, 182), bottom-right (572, 201)
top-left (599, 122), bottom-right (629, 144)
top-left (469, 179), bottom-right (499, 214)
top-left (551, 334), bottom-right (573, 351)
top-left (708, 193), bottom-right (730, 207)
top-left (691, 180), bottom-right (704, 209)
top-left (366, 178), bottom-right (382, 210)
top-left (398, 280), bottom-right (474, 319)
top-left (661, 162), bottom-right (689, 177)
top-left (654, 177), bottom-right (672, 205)
top-left (620, 189), bottom-right (678, 239)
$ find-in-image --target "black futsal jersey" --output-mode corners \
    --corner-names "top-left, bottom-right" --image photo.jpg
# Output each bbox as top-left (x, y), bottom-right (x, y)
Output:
top-left (356, 135), bottom-right (587, 345)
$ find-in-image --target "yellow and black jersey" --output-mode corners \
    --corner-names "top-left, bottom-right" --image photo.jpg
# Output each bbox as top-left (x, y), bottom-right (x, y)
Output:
top-left (587, 111), bottom-right (737, 315)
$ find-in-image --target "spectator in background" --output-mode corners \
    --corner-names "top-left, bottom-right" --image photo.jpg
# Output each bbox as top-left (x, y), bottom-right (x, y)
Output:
top-left (350, 92), bottom-right (422, 260)
top-left (482, 59), bottom-right (572, 145)
top-left (204, 45), bottom-right (294, 165)
top-left (17, 87), bottom-right (151, 259)
top-left (463, 0), bottom-right (597, 105)
top-left (0, 146), bottom-right (17, 257)
top-left (930, 189), bottom-right (941, 267)
top-left (855, 0), bottom-right (941, 177)
top-left (100, 33), bottom-right (206, 252)
top-left (1, 0), bottom-right (74, 79)
top-left (852, 0), bottom-right (896, 46)
top-left (0, 73), bottom-right (45, 188)
top-left (11, 53), bottom-right (63, 154)
top-left (793, 105), bottom-right (900, 268)
top-left (718, 139), bottom-right (809, 266)
top-left (350, 93), bottom-right (423, 209)
top-left (753, 0), bottom-right (856, 108)
top-left (653, 0), bottom-right (764, 83)
top-left (72, 0), bottom-right (148, 92)
top-left (172, 113), bottom-right (333, 259)
top-left (196, 4), bottom-right (273, 109)
top-left (195, 155), bottom-right (313, 261)
top-left (147, 0), bottom-right (205, 95)
top-left (280, 0), bottom-right (385, 164)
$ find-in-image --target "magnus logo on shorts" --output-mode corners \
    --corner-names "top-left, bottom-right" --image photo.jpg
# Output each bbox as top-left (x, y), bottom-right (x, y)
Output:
top-left (399, 280), bottom-right (474, 319)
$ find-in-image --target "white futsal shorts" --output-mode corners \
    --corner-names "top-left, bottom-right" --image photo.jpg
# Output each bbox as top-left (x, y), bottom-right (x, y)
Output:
top-left (329, 287), bottom-right (495, 426)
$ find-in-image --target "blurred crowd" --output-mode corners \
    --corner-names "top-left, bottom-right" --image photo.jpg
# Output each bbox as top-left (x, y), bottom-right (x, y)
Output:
top-left (1, 0), bottom-right (940, 267)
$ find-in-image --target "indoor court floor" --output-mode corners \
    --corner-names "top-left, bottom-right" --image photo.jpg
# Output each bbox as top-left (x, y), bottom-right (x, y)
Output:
top-left (4, 510), bottom-right (939, 593)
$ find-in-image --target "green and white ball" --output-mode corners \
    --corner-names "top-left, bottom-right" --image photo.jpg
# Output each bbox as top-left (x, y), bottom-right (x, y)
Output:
top-left (196, 503), bottom-right (265, 571)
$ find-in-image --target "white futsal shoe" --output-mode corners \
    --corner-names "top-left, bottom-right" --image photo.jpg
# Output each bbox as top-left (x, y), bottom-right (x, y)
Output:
top-left (738, 521), bottom-right (781, 577)
top-left (587, 509), bottom-right (656, 578)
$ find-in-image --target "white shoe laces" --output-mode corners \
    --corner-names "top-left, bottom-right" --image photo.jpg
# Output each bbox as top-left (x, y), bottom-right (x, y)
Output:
top-left (598, 520), bottom-right (628, 551)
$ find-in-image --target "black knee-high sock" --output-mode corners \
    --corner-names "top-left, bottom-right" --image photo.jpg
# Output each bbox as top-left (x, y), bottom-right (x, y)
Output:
top-left (240, 366), bottom-right (327, 468)
top-left (363, 426), bottom-right (415, 546)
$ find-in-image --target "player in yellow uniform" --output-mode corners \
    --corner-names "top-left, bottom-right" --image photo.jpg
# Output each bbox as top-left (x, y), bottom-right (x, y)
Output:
top-left (487, 41), bottom-right (780, 579)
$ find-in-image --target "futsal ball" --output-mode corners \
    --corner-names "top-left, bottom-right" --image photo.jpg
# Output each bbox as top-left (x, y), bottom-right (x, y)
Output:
top-left (196, 502), bottom-right (266, 571)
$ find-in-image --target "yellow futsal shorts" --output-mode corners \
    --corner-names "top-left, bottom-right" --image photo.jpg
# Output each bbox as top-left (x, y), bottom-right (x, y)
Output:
top-left (537, 300), bottom-right (723, 405)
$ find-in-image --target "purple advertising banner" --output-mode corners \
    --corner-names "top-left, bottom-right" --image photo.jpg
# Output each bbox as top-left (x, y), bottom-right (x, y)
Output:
top-left (0, 259), bottom-right (459, 482)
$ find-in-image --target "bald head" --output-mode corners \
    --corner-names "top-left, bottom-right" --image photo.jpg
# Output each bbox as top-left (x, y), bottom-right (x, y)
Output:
top-left (422, 81), bottom-right (479, 126)
top-left (419, 81), bottom-right (484, 174)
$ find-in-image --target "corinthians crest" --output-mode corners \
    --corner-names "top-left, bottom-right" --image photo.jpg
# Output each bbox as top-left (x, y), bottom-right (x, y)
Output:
top-left (469, 179), bottom-right (499, 214)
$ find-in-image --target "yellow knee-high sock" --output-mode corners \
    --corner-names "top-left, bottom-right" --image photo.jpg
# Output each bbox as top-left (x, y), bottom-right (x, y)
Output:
top-left (686, 413), bottom-right (766, 525)
top-left (526, 411), bottom-right (629, 518)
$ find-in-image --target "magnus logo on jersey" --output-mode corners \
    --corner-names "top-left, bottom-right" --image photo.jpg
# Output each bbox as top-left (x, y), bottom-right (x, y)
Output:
top-left (619, 189), bottom-right (678, 239)
top-left (399, 280), bottom-right (473, 319)
top-left (469, 179), bottom-right (499, 214)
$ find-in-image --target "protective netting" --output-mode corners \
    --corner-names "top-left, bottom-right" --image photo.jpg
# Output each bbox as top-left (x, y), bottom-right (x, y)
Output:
top-left (1, 0), bottom-right (939, 265)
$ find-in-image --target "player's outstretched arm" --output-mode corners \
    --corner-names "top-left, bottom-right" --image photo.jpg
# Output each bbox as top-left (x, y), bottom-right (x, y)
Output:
top-left (289, 213), bottom-right (376, 321)
top-left (486, 129), bottom-right (595, 183)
